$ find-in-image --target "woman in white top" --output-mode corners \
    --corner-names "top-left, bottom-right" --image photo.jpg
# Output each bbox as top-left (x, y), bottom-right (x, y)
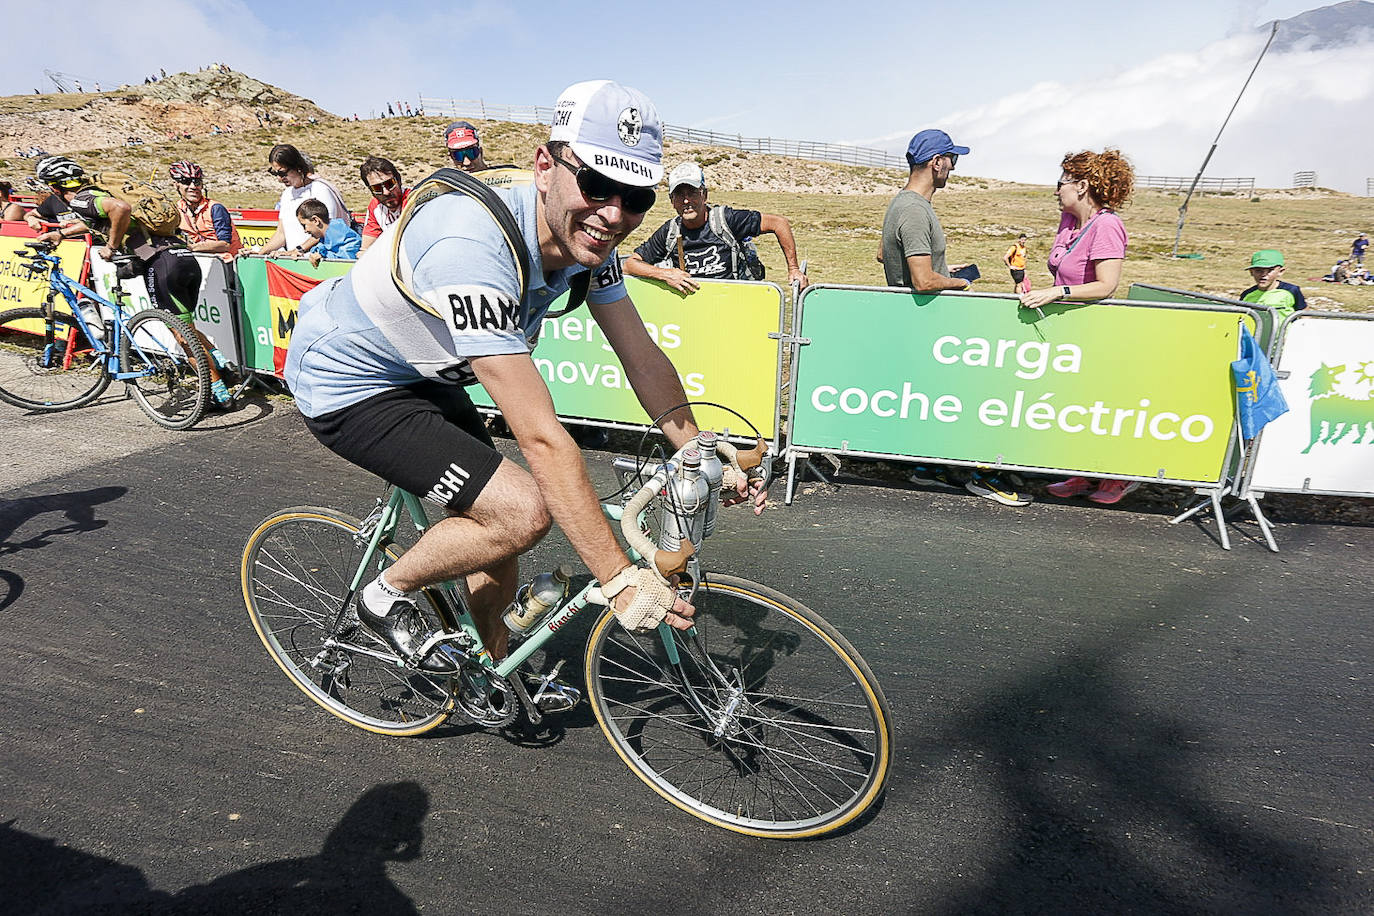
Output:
top-left (252, 144), bottom-right (350, 256)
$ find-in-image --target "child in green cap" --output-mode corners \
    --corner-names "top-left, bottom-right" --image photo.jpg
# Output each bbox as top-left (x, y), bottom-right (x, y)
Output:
top-left (1240, 249), bottom-right (1308, 321)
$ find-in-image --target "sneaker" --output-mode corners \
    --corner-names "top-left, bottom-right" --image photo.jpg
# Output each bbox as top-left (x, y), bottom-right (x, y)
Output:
top-left (209, 379), bottom-right (236, 410)
top-left (966, 470), bottom-right (1034, 506)
top-left (908, 465), bottom-right (969, 488)
top-left (1087, 479), bottom-right (1141, 505)
top-left (1046, 476), bottom-right (1096, 498)
top-left (356, 593), bottom-right (458, 673)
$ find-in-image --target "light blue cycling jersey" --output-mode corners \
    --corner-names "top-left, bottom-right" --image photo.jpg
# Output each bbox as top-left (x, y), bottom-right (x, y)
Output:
top-left (284, 182), bottom-right (626, 417)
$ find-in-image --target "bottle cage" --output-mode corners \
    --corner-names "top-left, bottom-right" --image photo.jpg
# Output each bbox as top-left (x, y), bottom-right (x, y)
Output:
top-left (387, 167), bottom-right (588, 321)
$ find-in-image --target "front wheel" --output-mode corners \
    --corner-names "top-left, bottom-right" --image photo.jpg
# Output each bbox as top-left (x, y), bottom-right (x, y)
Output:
top-left (242, 507), bottom-right (454, 736)
top-left (585, 573), bottom-right (892, 838)
top-left (120, 309), bottom-right (211, 430)
top-left (0, 307), bottom-right (111, 410)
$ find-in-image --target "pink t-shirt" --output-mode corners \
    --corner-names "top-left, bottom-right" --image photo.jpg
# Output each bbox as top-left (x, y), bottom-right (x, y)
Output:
top-left (1046, 210), bottom-right (1127, 286)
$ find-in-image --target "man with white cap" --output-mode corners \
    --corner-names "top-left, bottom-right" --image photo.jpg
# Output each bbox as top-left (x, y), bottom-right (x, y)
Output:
top-left (880, 128), bottom-right (972, 293)
top-left (285, 81), bottom-right (763, 673)
top-left (624, 161), bottom-right (808, 293)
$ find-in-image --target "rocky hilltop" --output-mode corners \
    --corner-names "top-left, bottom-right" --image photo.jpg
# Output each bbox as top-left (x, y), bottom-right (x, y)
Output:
top-left (0, 68), bottom-right (336, 157)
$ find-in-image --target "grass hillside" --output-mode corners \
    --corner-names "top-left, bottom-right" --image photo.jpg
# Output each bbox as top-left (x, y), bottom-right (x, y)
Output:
top-left (2, 75), bottom-right (1370, 312)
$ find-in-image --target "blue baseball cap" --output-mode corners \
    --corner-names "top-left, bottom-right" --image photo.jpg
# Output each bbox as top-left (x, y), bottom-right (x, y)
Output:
top-left (906, 129), bottom-right (969, 167)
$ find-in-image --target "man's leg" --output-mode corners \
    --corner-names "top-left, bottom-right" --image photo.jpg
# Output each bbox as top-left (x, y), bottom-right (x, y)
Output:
top-left (383, 460), bottom-right (550, 659)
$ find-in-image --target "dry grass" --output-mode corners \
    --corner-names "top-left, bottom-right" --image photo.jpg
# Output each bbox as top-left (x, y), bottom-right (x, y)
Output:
top-left (2, 95), bottom-right (1368, 312)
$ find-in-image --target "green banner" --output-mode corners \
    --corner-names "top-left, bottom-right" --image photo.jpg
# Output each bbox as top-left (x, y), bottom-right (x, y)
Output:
top-left (1129, 283), bottom-right (1272, 351)
top-left (235, 256), bottom-right (352, 374)
top-left (469, 277), bottom-right (782, 438)
top-left (790, 288), bottom-right (1244, 484)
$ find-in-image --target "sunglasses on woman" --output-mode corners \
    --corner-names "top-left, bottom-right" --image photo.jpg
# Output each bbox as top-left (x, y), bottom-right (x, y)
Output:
top-left (553, 156), bottom-right (656, 215)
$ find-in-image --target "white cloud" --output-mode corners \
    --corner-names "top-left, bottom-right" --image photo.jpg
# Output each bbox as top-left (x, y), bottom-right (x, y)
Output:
top-left (861, 32), bottom-right (1374, 195)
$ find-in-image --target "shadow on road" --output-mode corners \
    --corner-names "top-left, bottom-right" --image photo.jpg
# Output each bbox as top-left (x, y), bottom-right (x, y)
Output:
top-left (0, 486), bottom-right (126, 558)
top-left (2, 782), bottom-right (429, 916)
top-left (923, 652), bottom-right (1349, 914)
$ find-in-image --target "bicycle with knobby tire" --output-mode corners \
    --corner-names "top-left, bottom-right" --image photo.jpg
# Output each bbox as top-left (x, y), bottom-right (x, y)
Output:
top-left (0, 240), bottom-right (212, 429)
top-left (241, 422), bottom-right (892, 838)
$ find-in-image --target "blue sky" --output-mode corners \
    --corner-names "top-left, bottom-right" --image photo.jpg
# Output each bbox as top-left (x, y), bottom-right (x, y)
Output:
top-left (8, 0), bottom-right (1369, 192)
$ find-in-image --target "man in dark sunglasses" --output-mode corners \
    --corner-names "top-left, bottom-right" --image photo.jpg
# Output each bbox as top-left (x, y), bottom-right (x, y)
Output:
top-left (286, 80), bottom-right (767, 672)
top-left (357, 155), bottom-right (410, 253)
top-left (444, 121), bottom-right (489, 172)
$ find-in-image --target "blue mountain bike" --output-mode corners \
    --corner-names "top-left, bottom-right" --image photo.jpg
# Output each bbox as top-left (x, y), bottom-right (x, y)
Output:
top-left (0, 240), bottom-right (212, 429)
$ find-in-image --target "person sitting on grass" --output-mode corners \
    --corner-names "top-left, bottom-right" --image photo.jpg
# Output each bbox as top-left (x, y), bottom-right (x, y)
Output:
top-left (295, 199), bottom-right (361, 267)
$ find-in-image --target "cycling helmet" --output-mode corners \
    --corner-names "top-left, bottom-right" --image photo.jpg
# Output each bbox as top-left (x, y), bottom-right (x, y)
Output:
top-left (169, 160), bottom-right (203, 182)
top-left (35, 155), bottom-right (84, 187)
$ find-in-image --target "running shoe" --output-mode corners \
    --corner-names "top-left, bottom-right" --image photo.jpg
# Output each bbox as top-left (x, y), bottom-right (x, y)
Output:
top-left (1046, 476), bottom-right (1096, 498)
top-left (1087, 479), bottom-right (1141, 505)
top-left (965, 470), bottom-right (1034, 507)
top-left (356, 593), bottom-right (457, 673)
top-left (908, 465), bottom-right (969, 488)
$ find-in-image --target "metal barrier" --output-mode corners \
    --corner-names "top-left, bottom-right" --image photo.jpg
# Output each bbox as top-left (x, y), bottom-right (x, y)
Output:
top-left (417, 97), bottom-right (904, 170)
top-left (781, 285), bottom-right (1261, 522)
top-left (1136, 176), bottom-right (1255, 194)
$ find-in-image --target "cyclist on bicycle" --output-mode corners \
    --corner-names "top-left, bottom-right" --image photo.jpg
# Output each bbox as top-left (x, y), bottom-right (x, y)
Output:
top-left (32, 156), bottom-right (236, 408)
top-left (285, 81), bottom-right (764, 672)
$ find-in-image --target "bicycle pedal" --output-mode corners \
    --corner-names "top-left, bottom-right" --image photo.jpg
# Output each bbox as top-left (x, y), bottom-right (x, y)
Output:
top-left (533, 681), bottom-right (580, 714)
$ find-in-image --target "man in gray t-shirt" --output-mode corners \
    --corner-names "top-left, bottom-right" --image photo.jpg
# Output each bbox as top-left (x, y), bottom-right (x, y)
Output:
top-left (880, 129), bottom-right (971, 293)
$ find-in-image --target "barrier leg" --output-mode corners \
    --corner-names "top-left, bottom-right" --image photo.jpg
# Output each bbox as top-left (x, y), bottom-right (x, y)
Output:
top-left (1169, 486), bottom-right (1232, 550)
top-left (784, 450), bottom-right (801, 505)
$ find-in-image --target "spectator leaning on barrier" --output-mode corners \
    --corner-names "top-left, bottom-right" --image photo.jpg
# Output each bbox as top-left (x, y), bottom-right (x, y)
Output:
top-left (252, 144), bottom-right (351, 256)
top-left (1240, 249), bottom-right (1307, 322)
top-left (295, 198), bottom-right (361, 267)
top-left (1024, 148), bottom-right (1137, 506)
top-left (880, 129), bottom-right (972, 293)
top-left (170, 160), bottom-right (242, 261)
top-left (444, 121), bottom-right (488, 172)
top-left (0, 181), bottom-right (24, 221)
top-left (623, 161), bottom-right (807, 293)
top-left (358, 156), bottom-right (411, 253)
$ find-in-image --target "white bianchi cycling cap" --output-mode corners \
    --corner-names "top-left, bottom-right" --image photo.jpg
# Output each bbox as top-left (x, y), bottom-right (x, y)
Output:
top-left (550, 80), bottom-right (663, 187)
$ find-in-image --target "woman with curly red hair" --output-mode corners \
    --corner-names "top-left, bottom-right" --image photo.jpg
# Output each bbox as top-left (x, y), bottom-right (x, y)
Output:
top-left (1022, 148), bottom-right (1138, 504)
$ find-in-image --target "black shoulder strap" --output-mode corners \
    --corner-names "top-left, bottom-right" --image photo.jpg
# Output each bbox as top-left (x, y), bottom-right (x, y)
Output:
top-left (388, 167), bottom-right (531, 319)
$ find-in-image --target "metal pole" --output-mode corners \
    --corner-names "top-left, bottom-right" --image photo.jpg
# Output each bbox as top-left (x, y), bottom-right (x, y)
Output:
top-left (1171, 21), bottom-right (1279, 258)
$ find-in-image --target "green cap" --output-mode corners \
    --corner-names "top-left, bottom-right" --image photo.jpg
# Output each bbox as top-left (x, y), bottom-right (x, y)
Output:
top-left (1249, 249), bottom-right (1284, 268)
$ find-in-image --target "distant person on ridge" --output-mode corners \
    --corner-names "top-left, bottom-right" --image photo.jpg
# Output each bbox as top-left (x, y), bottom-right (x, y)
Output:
top-left (1353, 231), bottom-right (1368, 266)
top-left (623, 161), bottom-right (807, 292)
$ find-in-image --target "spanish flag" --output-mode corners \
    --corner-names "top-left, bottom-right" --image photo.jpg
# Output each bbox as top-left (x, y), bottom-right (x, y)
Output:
top-left (265, 261), bottom-right (325, 377)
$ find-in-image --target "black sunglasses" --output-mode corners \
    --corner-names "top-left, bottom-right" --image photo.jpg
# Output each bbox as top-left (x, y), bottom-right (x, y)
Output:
top-left (553, 156), bottom-right (655, 214)
top-left (175, 177), bottom-right (203, 186)
top-left (268, 167), bottom-right (290, 178)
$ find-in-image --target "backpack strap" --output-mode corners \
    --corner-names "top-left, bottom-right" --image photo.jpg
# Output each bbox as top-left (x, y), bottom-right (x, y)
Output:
top-left (659, 216), bottom-right (683, 269)
top-left (707, 205), bottom-right (742, 278)
top-left (388, 167), bottom-right (530, 319)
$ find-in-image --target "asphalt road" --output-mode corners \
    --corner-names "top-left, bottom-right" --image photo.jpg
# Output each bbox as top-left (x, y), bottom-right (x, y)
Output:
top-left (1, 393), bottom-right (1370, 915)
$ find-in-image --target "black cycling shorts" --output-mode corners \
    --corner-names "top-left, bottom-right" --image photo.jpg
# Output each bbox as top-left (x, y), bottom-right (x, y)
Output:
top-left (302, 381), bottom-right (503, 512)
top-left (143, 248), bottom-right (202, 321)
top-left (1009, 268), bottom-right (1026, 283)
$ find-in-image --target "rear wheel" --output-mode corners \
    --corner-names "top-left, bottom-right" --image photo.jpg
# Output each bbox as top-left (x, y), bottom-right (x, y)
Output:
top-left (242, 507), bottom-right (455, 736)
top-left (0, 307), bottom-right (110, 410)
top-left (120, 309), bottom-right (211, 430)
top-left (585, 573), bottom-right (892, 838)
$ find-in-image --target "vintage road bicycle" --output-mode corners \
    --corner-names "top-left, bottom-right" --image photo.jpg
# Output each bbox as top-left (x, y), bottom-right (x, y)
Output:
top-left (0, 240), bottom-right (212, 429)
top-left (241, 426), bottom-right (892, 838)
